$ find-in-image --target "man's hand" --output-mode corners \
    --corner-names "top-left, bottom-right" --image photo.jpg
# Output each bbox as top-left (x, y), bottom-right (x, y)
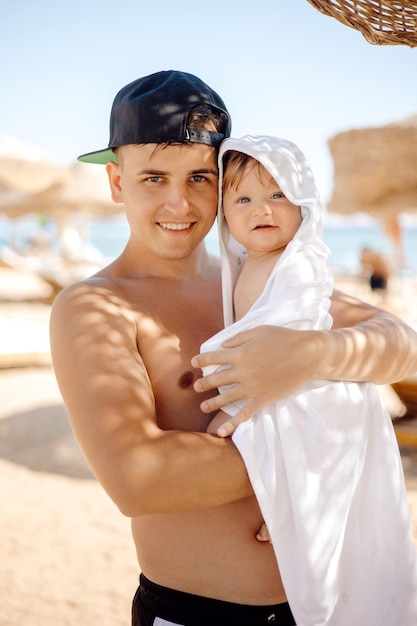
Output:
top-left (192, 325), bottom-right (323, 422)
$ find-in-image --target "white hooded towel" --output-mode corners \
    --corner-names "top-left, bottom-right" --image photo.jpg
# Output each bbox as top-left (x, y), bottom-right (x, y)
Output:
top-left (200, 135), bottom-right (417, 626)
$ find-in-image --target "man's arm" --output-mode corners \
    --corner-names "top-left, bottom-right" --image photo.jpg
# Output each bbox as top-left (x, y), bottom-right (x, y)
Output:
top-left (192, 289), bottom-right (417, 421)
top-left (50, 282), bottom-right (252, 518)
top-left (321, 288), bottom-right (417, 382)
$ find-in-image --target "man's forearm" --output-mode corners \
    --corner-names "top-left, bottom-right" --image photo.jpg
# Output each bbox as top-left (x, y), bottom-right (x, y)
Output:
top-left (106, 429), bottom-right (253, 518)
top-left (320, 313), bottom-right (417, 384)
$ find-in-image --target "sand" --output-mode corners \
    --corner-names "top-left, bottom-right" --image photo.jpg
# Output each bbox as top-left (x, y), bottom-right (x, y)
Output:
top-left (0, 365), bottom-right (139, 626)
top-left (1, 267), bottom-right (417, 625)
top-left (0, 270), bottom-right (139, 625)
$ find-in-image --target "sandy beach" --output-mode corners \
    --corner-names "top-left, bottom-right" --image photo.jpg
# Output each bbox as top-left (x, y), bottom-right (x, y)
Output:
top-left (0, 270), bottom-right (139, 625)
top-left (0, 366), bottom-right (139, 626)
top-left (1, 266), bottom-right (417, 625)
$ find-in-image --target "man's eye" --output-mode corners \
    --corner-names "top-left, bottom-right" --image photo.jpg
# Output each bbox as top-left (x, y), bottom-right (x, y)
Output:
top-left (147, 176), bottom-right (162, 183)
top-left (192, 175), bottom-right (206, 182)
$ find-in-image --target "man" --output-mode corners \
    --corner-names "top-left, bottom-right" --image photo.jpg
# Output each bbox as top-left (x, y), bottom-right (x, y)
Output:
top-left (50, 70), bottom-right (417, 626)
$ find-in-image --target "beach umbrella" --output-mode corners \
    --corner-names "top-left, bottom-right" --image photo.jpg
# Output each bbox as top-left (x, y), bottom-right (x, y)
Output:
top-left (42, 161), bottom-right (122, 218)
top-left (328, 115), bottom-right (417, 218)
top-left (0, 161), bottom-right (122, 220)
top-left (306, 1), bottom-right (417, 47)
top-left (327, 115), bottom-right (417, 266)
top-left (0, 161), bottom-right (123, 274)
top-left (0, 135), bottom-right (67, 195)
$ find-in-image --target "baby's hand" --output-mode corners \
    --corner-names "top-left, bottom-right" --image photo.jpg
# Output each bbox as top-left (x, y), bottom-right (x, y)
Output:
top-left (256, 521), bottom-right (272, 543)
top-left (206, 410), bottom-right (238, 437)
top-left (206, 410), bottom-right (251, 437)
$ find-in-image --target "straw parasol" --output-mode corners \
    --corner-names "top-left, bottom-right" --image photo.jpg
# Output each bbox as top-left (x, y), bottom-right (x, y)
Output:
top-left (306, 1), bottom-right (417, 47)
top-left (327, 115), bottom-right (417, 266)
top-left (43, 161), bottom-right (122, 218)
top-left (0, 162), bottom-right (123, 296)
top-left (0, 161), bottom-right (123, 274)
top-left (0, 161), bottom-right (122, 220)
top-left (0, 135), bottom-right (67, 195)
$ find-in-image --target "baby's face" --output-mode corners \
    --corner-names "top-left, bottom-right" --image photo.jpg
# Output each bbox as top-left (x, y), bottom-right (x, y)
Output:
top-left (223, 164), bottom-right (302, 257)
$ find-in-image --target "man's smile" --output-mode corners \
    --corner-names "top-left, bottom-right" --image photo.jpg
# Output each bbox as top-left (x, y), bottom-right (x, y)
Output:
top-left (158, 222), bottom-right (194, 231)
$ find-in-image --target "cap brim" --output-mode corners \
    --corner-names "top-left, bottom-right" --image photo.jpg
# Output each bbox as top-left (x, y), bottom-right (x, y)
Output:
top-left (77, 148), bottom-right (118, 164)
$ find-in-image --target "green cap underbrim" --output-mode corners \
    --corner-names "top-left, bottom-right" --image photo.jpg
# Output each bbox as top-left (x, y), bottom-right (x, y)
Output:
top-left (77, 148), bottom-right (118, 164)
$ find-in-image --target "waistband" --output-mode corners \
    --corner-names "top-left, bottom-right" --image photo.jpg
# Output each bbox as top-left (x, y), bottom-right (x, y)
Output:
top-left (138, 573), bottom-right (295, 626)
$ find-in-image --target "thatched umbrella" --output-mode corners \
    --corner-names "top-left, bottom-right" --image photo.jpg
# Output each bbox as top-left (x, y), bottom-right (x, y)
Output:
top-left (306, 1), bottom-right (417, 47)
top-left (327, 115), bottom-right (417, 267)
top-left (0, 161), bottom-right (123, 276)
top-left (0, 135), bottom-right (67, 195)
top-left (0, 161), bottom-right (121, 220)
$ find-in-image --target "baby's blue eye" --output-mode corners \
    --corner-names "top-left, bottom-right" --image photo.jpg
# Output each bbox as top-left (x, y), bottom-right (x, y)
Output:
top-left (238, 197), bottom-right (250, 204)
top-left (272, 192), bottom-right (284, 199)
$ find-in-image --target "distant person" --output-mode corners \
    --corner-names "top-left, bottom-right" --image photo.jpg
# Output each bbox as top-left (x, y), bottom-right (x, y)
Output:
top-left (201, 135), bottom-right (417, 626)
top-left (360, 246), bottom-right (390, 292)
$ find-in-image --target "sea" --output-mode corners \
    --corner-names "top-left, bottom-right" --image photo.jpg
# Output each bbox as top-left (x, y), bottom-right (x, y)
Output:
top-left (1, 213), bottom-right (417, 277)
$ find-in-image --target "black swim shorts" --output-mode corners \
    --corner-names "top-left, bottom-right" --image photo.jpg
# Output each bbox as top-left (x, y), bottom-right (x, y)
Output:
top-left (132, 573), bottom-right (296, 626)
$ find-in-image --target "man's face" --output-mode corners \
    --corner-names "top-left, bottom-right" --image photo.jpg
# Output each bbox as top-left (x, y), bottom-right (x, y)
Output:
top-left (107, 142), bottom-right (219, 262)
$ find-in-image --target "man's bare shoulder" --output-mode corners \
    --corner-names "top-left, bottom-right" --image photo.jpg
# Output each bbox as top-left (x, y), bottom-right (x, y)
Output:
top-left (49, 267), bottom-right (141, 350)
top-left (52, 261), bottom-right (139, 310)
top-left (53, 250), bottom-right (222, 308)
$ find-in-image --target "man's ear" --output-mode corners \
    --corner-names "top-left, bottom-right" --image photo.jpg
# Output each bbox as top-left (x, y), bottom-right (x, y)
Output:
top-left (106, 161), bottom-right (124, 203)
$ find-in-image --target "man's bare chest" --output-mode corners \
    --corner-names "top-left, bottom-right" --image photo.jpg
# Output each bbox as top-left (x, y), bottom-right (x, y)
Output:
top-left (132, 287), bottom-right (223, 432)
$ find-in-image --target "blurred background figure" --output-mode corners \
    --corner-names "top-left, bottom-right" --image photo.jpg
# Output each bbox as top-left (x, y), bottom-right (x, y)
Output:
top-left (360, 246), bottom-right (390, 294)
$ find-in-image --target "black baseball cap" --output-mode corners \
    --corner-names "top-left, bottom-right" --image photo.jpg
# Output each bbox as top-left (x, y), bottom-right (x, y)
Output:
top-left (78, 70), bottom-right (231, 164)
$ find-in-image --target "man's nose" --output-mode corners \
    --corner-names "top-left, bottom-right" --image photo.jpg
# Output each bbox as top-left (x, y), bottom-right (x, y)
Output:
top-left (165, 184), bottom-right (190, 213)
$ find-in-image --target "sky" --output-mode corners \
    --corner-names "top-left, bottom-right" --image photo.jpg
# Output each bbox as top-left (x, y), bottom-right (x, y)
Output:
top-left (1, 0), bottom-right (416, 205)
